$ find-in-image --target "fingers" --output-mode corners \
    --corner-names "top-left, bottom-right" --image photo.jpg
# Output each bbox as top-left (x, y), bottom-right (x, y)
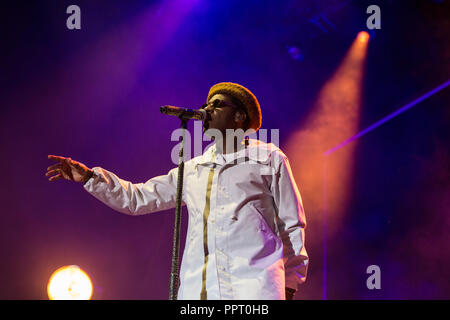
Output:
top-left (45, 169), bottom-right (60, 177)
top-left (48, 172), bottom-right (63, 182)
top-left (48, 155), bottom-right (65, 161)
top-left (47, 163), bottom-right (61, 171)
top-left (46, 168), bottom-right (63, 181)
top-left (48, 155), bottom-right (75, 169)
top-left (47, 155), bottom-right (74, 182)
top-left (48, 155), bottom-right (69, 160)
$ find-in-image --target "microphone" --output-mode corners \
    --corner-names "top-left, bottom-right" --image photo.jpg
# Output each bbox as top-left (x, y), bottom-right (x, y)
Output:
top-left (160, 105), bottom-right (207, 120)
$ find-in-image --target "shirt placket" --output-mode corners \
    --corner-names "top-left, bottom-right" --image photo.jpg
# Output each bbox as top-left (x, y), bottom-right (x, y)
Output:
top-left (214, 164), bottom-right (234, 300)
top-left (199, 151), bottom-right (222, 300)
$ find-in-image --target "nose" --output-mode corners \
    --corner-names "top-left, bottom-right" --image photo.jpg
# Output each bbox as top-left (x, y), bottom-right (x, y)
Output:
top-left (203, 104), bottom-right (215, 118)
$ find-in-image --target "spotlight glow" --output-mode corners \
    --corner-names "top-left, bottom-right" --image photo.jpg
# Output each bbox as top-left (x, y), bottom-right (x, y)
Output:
top-left (286, 30), bottom-right (370, 233)
top-left (286, 29), bottom-right (370, 300)
top-left (357, 31), bottom-right (370, 43)
top-left (47, 265), bottom-right (93, 300)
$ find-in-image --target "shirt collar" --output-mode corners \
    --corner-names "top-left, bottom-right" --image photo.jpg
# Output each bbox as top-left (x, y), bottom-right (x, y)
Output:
top-left (193, 139), bottom-right (278, 166)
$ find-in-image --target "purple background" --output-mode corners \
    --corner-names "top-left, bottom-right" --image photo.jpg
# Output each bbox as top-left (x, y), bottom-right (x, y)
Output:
top-left (0, 0), bottom-right (449, 299)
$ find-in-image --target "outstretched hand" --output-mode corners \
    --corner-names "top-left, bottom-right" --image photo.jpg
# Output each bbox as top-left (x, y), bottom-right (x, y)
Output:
top-left (46, 155), bottom-right (93, 183)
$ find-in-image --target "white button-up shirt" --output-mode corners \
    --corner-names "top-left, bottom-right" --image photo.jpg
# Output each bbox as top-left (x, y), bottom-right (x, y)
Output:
top-left (83, 139), bottom-right (308, 299)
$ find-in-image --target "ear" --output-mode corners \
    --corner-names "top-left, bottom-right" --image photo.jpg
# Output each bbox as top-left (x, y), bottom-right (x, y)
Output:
top-left (234, 110), bottom-right (247, 124)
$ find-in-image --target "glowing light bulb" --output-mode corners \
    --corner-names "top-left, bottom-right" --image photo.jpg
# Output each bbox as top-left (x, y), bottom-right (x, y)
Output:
top-left (47, 265), bottom-right (93, 300)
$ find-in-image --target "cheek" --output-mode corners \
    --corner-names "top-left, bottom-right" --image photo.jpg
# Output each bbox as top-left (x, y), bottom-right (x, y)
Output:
top-left (212, 111), bottom-right (224, 122)
top-left (211, 110), bottom-right (234, 127)
top-left (220, 110), bottom-right (234, 122)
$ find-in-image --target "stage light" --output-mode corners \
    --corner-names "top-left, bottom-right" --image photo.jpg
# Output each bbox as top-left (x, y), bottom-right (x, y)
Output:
top-left (47, 265), bottom-right (93, 300)
top-left (285, 29), bottom-right (370, 300)
top-left (357, 31), bottom-right (370, 43)
top-left (287, 46), bottom-right (305, 62)
top-left (286, 30), bottom-right (370, 233)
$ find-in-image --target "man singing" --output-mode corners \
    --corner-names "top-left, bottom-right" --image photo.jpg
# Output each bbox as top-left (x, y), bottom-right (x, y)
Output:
top-left (46, 82), bottom-right (308, 300)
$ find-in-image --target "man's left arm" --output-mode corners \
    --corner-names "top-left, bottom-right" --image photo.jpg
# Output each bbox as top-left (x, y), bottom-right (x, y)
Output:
top-left (271, 151), bottom-right (309, 298)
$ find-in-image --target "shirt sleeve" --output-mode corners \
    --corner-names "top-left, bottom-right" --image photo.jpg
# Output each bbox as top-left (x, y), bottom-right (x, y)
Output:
top-left (271, 151), bottom-right (309, 290)
top-left (83, 166), bottom-right (181, 216)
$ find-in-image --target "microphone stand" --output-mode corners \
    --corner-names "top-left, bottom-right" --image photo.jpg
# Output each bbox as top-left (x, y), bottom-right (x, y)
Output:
top-left (169, 115), bottom-right (188, 300)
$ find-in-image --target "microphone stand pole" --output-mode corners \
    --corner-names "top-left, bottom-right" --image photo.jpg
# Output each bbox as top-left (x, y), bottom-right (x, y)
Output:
top-left (169, 115), bottom-right (188, 300)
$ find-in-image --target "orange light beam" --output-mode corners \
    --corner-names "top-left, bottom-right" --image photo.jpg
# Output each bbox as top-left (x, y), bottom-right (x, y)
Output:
top-left (285, 31), bottom-right (370, 300)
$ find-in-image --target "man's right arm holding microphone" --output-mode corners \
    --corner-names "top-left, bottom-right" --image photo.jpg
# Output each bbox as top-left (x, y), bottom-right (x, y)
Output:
top-left (46, 155), bottom-right (180, 215)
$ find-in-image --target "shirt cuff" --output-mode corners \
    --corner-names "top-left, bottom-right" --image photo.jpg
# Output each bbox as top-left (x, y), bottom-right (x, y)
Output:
top-left (83, 167), bottom-right (100, 187)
